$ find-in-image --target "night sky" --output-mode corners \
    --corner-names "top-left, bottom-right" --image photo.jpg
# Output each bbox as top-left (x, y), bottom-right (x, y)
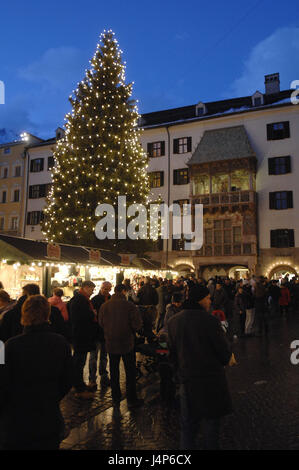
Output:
top-left (0, 0), bottom-right (298, 139)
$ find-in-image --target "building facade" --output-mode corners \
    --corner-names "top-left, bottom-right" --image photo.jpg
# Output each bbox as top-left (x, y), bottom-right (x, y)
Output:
top-left (0, 134), bottom-right (42, 237)
top-left (140, 73), bottom-right (299, 279)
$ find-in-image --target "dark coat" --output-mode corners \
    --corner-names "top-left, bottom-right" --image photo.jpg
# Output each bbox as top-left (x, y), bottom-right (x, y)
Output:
top-left (212, 288), bottom-right (228, 312)
top-left (137, 284), bottom-right (158, 306)
top-left (99, 293), bottom-right (142, 355)
top-left (70, 293), bottom-right (100, 352)
top-left (234, 293), bottom-right (247, 313)
top-left (156, 285), bottom-right (168, 314)
top-left (167, 306), bottom-right (232, 419)
top-left (0, 323), bottom-right (73, 448)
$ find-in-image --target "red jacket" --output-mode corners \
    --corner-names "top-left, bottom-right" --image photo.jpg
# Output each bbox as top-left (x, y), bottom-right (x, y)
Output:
top-left (279, 287), bottom-right (290, 306)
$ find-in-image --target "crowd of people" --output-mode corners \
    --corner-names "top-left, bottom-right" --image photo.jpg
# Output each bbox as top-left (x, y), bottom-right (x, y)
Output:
top-left (0, 272), bottom-right (298, 450)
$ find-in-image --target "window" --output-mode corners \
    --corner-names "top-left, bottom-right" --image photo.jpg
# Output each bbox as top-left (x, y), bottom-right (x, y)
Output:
top-left (254, 97), bottom-right (262, 106)
top-left (30, 158), bottom-right (44, 172)
top-left (14, 166), bottom-right (21, 177)
top-left (29, 184), bottom-right (47, 199)
top-left (268, 156), bottom-right (291, 175)
top-left (230, 169), bottom-right (250, 191)
top-left (233, 226), bottom-right (242, 243)
top-left (0, 217), bottom-right (4, 230)
top-left (149, 172), bottom-right (164, 188)
top-left (13, 189), bottom-right (20, 202)
top-left (1, 191), bottom-right (6, 203)
top-left (173, 137), bottom-right (192, 154)
top-left (48, 156), bottom-right (55, 170)
top-left (3, 147), bottom-right (10, 155)
top-left (27, 211), bottom-right (44, 225)
top-left (269, 191), bottom-right (293, 210)
top-left (173, 168), bottom-right (189, 185)
top-left (10, 217), bottom-right (18, 230)
top-left (212, 173), bottom-right (228, 193)
top-left (271, 229), bottom-right (294, 248)
top-left (193, 174), bottom-right (209, 195)
top-left (2, 168), bottom-right (8, 179)
top-left (147, 141), bottom-right (165, 158)
top-left (267, 121), bottom-right (290, 140)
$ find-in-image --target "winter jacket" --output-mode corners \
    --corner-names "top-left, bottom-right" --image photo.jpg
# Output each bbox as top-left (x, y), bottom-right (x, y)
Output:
top-left (279, 287), bottom-right (291, 306)
top-left (0, 323), bottom-right (73, 448)
top-left (167, 305), bottom-right (232, 419)
top-left (137, 284), bottom-right (158, 306)
top-left (70, 293), bottom-right (100, 352)
top-left (234, 293), bottom-right (247, 313)
top-left (99, 293), bottom-right (142, 355)
top-left (212, 288), bottom-right (228, 312)
top-left (48, 296), bottom-right (69, 322)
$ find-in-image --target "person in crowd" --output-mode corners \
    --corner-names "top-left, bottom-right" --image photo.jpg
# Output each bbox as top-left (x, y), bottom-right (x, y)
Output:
top-left (70, 280), bottom-right (100, 399)
top-left (167, 285), bottom-right (232, 450)
top-left (48, 288), bottom-right (71, 341)
top-left (158, 292), bottom-right (184, 339)
top-left (99, 284), bottom-right (143, 409)
top-left (211, 282), bottom-right (228, 314)
top-left (0, 290), bottom-right (16, 336)
top-left (156, 280), bottom-right (169, 332)
top-left (268, 280), bottom-right (281, 317)
top-left (242, 282), bottom-right (255, 336)
top-left (253, 276), bottom-right (268, 336)
top-left (0, 282), bottom-right (4, 289)
top-left (234, 286), bottom-right (246, 337)
top-left (88, 281), bottom-right (112, 389)
top-left (279, 280), bottom-right (291, 317)
top-left (123, 279), bottom-right (138, 303)
top-left (0, 295), bottom-right (73, 450)
top-left (137, 276), bottom-right (158, 335)
top-left (293, 278), bottom-right (299, 313)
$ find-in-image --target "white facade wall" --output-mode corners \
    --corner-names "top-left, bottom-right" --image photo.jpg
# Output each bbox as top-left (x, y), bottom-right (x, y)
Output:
top-left (25, 144), bottom-right (54, 240)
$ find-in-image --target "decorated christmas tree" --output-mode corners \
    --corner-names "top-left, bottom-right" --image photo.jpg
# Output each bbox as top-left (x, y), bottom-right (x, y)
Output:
top-left (42, 30), bottom-right (150, 252)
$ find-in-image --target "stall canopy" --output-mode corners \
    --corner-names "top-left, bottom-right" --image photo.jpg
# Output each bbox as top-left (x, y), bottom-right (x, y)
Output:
top-left (0, 234), bottom-right (122, 266)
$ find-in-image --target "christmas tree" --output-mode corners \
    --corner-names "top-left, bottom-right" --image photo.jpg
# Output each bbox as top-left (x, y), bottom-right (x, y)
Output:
top-left (42, 30), bottom-right (150, 252)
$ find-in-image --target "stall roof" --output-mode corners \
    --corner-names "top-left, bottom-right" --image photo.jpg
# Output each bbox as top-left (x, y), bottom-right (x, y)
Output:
top-left (0, 235), bottom-right (121, 266)
top-left (131, 257), bottom-right (172, 271)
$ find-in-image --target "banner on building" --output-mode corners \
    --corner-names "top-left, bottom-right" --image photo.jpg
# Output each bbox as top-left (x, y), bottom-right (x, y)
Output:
top-left (88, 249), bottom-right (101, 263)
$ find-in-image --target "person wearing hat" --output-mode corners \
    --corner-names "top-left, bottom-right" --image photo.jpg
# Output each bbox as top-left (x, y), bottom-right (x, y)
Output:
top-left (167, 285), bottom-right (232, 450)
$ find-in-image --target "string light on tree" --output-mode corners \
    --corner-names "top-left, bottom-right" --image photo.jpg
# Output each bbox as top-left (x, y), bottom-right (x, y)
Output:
top-left (42, 29), bottom-right (150, 252)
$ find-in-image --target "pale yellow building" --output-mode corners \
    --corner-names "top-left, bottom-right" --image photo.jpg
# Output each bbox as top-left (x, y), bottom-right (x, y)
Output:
top-left (0, 134), bottom-right (42, 236)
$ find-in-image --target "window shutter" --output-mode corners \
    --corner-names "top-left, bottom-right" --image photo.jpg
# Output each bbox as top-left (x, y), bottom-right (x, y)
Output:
top-left (283, 121), bottom-right (290, 138)
top-left (267, 124), bottom-right (273, 140)
top-left (285, 155), bottom-right (291, 173)
top-left (289, 229), bottom-right (295, 247)
top-left (29, 186), bottom-right (33, 198)
top-left (287, 191), bottom-right (293, 208)
top-left (147, 143), bottom-right (153, 157)
top-left (268, 158), bottom-right (275, 175)
top-left (27, 212), bottom-right (31, 225)
top-left (40, 185), bottom-right (46, 198)
top-left (270, 230), bottom-right (277, 247)
top-left (173, 139), bottom-right (179, 154)
top-left (269, 192), bottom-right (276, 209)
top-left (160, 141), bottom-right (165, 156)
top-left (187, 137), bottom-right (192, 153)
top-left (173, 170), bottom-right (178, 185)
top-left (160, 172), bottom-right (164, 187)
top-left (40, 159), bottom-right (44, 171)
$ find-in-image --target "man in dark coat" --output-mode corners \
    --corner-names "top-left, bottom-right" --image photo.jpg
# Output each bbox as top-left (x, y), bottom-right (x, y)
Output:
top-left (70, 280), bottom-right (99, 398)
top-left (0, 295), bottom-right (73, 450)
top-left (168, 285), bottom-right (232, 450)
top-left (88, 281), bottom-right (112, 389)
top-left (99, 284), bottom-right (143, 408)
top-left (137, 277), bottom-right (158, 337)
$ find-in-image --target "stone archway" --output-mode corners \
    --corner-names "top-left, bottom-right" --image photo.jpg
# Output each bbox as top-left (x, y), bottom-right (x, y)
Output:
top-left (268, 265), bottom-right (297, 280)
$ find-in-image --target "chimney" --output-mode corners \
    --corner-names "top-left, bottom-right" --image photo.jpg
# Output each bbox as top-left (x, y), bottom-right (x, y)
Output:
top-left (264, 73), bottom-right (280, 95)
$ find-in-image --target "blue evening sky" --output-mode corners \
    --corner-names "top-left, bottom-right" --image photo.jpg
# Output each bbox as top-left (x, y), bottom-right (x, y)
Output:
top-left (0, 0), bottom-right (298, 139)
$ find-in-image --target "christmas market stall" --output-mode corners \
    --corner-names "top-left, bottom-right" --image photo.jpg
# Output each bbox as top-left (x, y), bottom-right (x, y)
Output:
top-left (0, 235), bottom-right (121, 299)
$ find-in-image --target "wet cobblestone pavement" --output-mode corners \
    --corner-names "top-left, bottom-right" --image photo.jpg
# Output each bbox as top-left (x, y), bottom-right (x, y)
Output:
top-left (60, 312), bottom-right (299, 450)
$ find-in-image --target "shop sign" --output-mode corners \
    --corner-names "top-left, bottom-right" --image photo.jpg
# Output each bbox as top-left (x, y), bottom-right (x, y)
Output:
top-left (89, 249), bottom-right (101, 263)
top-left (47, 243), bottom-right (61, 260)
top-left (120, 254), bottom-right (136, 266)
